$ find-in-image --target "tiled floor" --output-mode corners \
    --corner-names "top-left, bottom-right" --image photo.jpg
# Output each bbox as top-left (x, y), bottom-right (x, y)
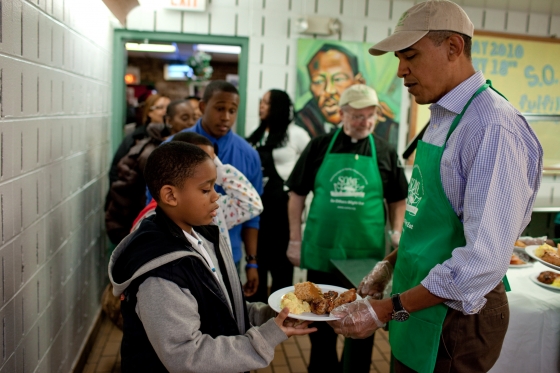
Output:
top-left (82, 316), bottom-right (391, 373)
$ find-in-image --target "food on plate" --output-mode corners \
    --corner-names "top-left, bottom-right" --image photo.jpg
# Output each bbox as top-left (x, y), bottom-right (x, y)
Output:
top-left (537, 271), bottom-right (560, 285)
top-left (534, 243), bottom-right (556, 258)
top-left (553, 278), bottom-right (560, 288)
top-left (514, 240), bottom-right (526, 248)
top-left (510, 253), bottom-right (526, 265)
top-left (542, 251), bottom-right (560, 266)
top-left (280, 292), bottom-right (311, 314)
top-left (534, 243), bottom-right (560, 266)
top-left (310, 290), bottom-right (338, 314)
top-left (284, 282), bottom-right (358, 315)
top-left (294, 281), bottom-right (323, 302)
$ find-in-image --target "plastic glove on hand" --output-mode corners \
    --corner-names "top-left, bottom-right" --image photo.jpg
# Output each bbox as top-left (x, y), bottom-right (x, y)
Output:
top-left (287, 241), bottom-right (301, 267)
top-left (357, 261), bottom-right (393, 298)
top-left (328, 299), bottom-right (385, 339)
top-left (517, 236), bottom-right (547, 246)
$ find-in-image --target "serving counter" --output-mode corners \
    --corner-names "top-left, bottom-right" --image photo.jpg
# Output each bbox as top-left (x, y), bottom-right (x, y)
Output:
top-left (331, 259), bottom-right (560, 372)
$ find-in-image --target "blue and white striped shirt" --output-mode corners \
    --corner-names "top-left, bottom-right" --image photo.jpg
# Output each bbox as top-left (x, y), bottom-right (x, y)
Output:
top-left (420, 71), bottom-right (543, 314)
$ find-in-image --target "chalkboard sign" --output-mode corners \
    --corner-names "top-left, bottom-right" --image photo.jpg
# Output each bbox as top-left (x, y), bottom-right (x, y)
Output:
top-left (472, 31), bottom-right (560, 114)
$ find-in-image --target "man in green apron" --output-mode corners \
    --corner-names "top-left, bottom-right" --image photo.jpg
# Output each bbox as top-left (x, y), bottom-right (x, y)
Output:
top-left (328, 1), bottom-right (543, 372)
top-left (286, 84), bottom-right (408, 373)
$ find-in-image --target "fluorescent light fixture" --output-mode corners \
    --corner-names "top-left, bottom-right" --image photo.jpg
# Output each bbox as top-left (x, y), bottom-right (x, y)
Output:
top-left (196, 44), bottom-right (241, 54)
top-left (125, 43), bottom-right (177, 53)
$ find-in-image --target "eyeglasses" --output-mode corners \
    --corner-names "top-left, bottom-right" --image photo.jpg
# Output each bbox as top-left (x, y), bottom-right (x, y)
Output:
top-left (150, 105), bottom-right (166, 111)
top-left (347, 113), bottom-right (378, 122)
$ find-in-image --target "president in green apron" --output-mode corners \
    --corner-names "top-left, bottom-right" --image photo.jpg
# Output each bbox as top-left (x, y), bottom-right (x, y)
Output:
top-left (286, 84), bottom-right (408, 373)
top-left (328, 2), bottom-right (543, 373)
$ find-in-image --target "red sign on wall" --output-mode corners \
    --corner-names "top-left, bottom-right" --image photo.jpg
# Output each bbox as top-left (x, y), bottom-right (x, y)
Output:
top-left (164, 0), bottom-right (206, 12)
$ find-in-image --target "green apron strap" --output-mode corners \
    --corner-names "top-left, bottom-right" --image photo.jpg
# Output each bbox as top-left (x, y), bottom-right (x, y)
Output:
top-left (502, 276), bottom-right (511, 292)
top-left (325, 128), bottom-right (342, 154)
top-left (445, 82), bottom-right (490, 143)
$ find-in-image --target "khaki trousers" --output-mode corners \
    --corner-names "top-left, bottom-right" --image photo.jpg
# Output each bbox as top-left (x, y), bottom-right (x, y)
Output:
top-left (394, 282), bottom-right (509, 373)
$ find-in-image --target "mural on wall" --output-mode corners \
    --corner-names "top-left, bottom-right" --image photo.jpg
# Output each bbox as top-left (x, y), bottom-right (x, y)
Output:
top-left (295, 38), bottom-right (402, 147)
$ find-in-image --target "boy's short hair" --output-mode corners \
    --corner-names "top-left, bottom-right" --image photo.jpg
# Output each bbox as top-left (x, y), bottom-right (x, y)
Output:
top-left (145, 142), bottom-right (210, 203)
top-left (202, 80), bottom-right (239, 103)
top-left (172, 132), bottom-right (213, 147)
top-left (165, 99), bottom-right (189, 118)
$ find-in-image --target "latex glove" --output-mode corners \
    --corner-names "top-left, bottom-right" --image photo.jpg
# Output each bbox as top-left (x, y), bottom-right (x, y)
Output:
top-left (287, 241), bottom-right (301, 267)
top-left (518, 236), bottom-right (547, 246)
top-left (389, 230), bottom-right (401, 249)
top-left (357, 261), bottom-right (393, 298)
top-left (328, 298), bottom-right (385, 339)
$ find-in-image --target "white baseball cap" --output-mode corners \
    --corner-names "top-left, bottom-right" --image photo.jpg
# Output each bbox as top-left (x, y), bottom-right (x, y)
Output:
top-left (339, 85), bottom-right (381, 109)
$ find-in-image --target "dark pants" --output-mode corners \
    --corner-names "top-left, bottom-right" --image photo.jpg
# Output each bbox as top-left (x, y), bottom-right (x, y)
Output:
top-left (307, 269), bottom-right (374, 373)
top-left (247, 198), bottom-right (293, 303)
top-left (394, 282), bottom-right (509, 373)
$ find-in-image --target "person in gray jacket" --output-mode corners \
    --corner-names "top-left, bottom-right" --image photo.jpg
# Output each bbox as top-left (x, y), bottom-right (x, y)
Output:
top-left (108, 142), bottom-right (316, 373)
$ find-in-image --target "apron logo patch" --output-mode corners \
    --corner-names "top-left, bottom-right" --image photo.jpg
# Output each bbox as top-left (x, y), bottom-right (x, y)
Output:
top-left (329, 168), bottom-right (368, 198)
top-left (406, 165), bottom-right (424, 216)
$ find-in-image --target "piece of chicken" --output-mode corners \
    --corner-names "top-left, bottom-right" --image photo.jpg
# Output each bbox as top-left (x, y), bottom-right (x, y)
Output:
top-left (537, 271), bottom-right (560, 284)
top-left (333, 288), bottom-right (357, 308)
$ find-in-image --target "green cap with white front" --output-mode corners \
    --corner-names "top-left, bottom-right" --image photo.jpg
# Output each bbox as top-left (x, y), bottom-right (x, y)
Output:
top-left (339, 84), bottom-right (380, 109)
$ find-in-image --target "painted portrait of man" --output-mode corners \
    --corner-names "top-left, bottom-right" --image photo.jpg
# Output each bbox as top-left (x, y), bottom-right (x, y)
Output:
top-left (295, 44), bottom-right (361, 137)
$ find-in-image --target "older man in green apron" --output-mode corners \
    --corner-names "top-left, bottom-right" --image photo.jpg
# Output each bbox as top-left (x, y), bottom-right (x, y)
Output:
top-left (328, 2), bottom-right (543, 373)
top-left (286, 84), bottom-right (408, 373)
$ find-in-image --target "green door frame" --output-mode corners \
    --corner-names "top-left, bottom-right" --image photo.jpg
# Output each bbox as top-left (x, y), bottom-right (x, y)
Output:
top-left (111, 29), bottom-right (250, 154)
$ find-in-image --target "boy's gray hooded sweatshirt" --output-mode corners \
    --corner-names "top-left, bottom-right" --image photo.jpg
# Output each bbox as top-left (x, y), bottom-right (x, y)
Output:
top-left (109, 212), bottom-right (287, 373)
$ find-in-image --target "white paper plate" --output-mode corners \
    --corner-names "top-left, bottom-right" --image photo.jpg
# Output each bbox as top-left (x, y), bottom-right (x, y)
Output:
top-left (268, 284), bottom-right (361, 321)
top-left (529, 272), bottom-right (560, 292)
top-left (525, 245), bottom-right (560, 271)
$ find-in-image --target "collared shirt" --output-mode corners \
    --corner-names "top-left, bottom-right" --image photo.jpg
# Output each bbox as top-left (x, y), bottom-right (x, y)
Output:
top-left (420, 71), bottom-right (543, 314)
top-left (182, 229), bottom-right (234, 312)
top-left (176, 120), bottom-right (263, 264)
top-left (183, 229), bottom-right (220, 282)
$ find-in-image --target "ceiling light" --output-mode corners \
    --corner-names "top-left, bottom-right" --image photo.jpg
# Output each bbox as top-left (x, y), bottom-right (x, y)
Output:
top-left (196, 44), bottom-right (241, 54)
top-left (125, 43), bottom-right (177, 53)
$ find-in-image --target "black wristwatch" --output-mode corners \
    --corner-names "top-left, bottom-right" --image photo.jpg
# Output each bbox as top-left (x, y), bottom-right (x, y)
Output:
top-left (245, 255), bottom-right (257, 262)
top-left (391, 293), bottom-right (410, 322)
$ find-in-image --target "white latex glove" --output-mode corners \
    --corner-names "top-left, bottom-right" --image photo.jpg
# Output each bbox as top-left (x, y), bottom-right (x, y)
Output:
top-left (518, 236), bottom-right (547, 246)
top-left (389, 230), bottom-right (401, 249)
top-left (357, 261), bottom-right (393, 298)
top-left (328, 298), bottom-right (385, 339)
top-left (287, 241), bottom-right (301, 267)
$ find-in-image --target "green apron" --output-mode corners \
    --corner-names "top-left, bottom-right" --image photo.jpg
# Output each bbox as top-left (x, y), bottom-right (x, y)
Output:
top-left (390, 81), bottom-right (510, 373)
top-left (301, 128), bottom-right (386, 273)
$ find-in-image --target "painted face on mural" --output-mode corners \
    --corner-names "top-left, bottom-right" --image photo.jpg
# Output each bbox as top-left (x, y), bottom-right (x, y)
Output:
top-left (308, 50), bottom-right (356, 124)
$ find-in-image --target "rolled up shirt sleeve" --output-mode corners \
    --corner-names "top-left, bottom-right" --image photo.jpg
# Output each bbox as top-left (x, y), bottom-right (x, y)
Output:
top-left (421, 123), bottom-right (541, 314)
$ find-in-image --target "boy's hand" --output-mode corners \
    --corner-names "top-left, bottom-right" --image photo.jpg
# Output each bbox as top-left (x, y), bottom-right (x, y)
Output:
top-left (274, 308), bottom-right (317, 337)
top-left (243, 267), bottom-right (258, 297)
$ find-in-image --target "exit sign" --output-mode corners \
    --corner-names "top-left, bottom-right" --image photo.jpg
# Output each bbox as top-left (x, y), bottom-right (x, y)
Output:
top-left (164, 0), bottom-right (206, 12)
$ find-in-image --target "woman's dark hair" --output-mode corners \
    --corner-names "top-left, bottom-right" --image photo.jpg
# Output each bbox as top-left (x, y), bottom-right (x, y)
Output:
top-left (247, 89), bottom-right (293, 149)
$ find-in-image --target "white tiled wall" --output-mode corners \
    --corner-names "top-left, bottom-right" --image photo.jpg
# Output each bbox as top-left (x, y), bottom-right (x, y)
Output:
top-left (0, 0), bottom-right (113, 372)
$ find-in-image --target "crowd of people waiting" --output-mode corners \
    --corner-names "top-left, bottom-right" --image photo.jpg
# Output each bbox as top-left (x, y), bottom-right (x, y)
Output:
top-left (103, 1), bottom-right (544, 372)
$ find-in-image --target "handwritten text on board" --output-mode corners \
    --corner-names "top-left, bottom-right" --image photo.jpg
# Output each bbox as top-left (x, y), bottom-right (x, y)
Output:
top-left (471, 34), bottom-right (560, 114)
